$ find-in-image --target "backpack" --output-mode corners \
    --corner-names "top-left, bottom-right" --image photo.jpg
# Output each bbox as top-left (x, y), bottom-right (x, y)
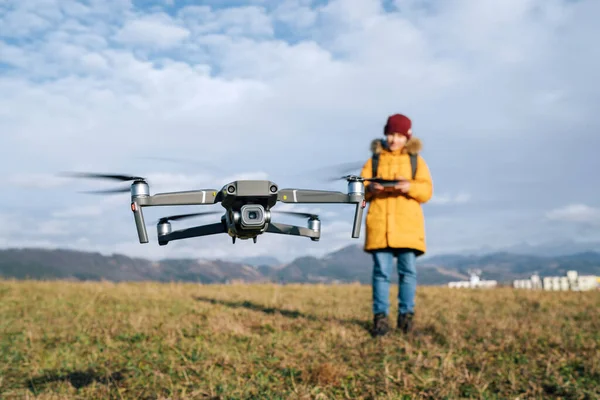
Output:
top-left (371, 150), bottom-right (418, 180)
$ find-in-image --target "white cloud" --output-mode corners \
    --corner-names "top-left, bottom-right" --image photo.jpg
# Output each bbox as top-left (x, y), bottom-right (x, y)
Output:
top-left (428, 192), bottom-right (471, 205)
top-left (546, 204), bottom-right (600, 224)
top-left (178, 6), bottom-right (274, 38)
top-left (114, 13), bottom-right (190, 49)
top-left (1, 0), bottom-right (599, 261)
top-left (272, 1), bottom-right (317, 30)
top-left (52, 207), bottom-right (104, 219)
top-left (5, 173), bottom-right (72, 189)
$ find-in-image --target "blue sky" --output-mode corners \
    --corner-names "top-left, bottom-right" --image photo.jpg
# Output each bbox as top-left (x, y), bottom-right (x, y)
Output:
top-left (1, 0), bottom-right (599, 262)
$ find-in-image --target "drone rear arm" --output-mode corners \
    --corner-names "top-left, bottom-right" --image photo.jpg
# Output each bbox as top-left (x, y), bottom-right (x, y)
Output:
top-left (266, 222), bottom-right (320, 241)
top-left (158, 221), bottom-right (227, 246)
top-left (277, 186), bottom-right (365, 238)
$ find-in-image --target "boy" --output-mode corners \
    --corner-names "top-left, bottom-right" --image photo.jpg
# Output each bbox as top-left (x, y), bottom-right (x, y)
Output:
top-left (360, 113), bottom-right (433, 337)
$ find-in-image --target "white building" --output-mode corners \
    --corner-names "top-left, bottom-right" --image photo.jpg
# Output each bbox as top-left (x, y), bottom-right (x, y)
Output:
top-left (514, 273), bottom-right (543, 290)
top-left (567, 271), bottom-right (599, 291)
top-left (448, 269), bottom-right (497, 289)
top-left (515, 270), bottom-right (598, 291)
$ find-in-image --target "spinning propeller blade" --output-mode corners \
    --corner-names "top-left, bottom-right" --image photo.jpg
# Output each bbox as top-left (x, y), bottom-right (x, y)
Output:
top-left (311, 161), bottom-right (406, 186)
top-left (59, 172), bottom-right (147, 181)
top-left (329, 175), bottom-right (404, 185)
top-left (323, 161), bottom-right (364, 182)
top-left (60, 171), bottom-right (148, 195)
top-left (295, 161), bottom-right (364, 181)
top-left (80, 187), bottom-right (131, 194)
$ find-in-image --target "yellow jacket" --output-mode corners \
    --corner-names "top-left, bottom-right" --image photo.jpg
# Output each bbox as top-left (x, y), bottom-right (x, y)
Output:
top-left (360, 137), bottom-right (433, 255)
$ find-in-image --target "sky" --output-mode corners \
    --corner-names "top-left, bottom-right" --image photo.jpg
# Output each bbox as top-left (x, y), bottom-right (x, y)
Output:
top-left (1, 0), bottom-right (599, 263)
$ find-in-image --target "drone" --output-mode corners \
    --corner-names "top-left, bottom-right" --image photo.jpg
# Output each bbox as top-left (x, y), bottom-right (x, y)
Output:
top-left (60, 172), bottom-right (385, 246)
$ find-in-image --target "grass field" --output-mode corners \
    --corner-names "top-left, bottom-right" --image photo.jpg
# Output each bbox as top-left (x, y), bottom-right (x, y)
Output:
top-left (1, 280), bottom-right (599, 399)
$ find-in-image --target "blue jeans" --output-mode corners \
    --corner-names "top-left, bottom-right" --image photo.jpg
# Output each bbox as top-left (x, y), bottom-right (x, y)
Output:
top-left (372, 249), bottom-right (417, 316)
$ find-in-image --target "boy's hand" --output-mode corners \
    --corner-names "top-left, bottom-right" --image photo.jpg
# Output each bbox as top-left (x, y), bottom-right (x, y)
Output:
top-left (368, 182), bottom-right (384, 194)
top-left (394, 179), bottom-right (410, 193)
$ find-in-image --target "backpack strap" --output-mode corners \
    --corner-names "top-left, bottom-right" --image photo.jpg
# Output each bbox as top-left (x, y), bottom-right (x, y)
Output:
top-left (371, 152), bottom-right (380, 178)
top-left (370, 139), bottom-right (418, 180)
top-left (409, 153), bottom-right (418, 180)
top-left (372, 152), bottom-right (418, 179)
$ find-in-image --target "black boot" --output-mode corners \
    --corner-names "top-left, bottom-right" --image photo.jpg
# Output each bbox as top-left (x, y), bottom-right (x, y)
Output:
top-left (371, 313), bottom-right (391, 337)
top-left (397, 312), bottom-right (414, 334)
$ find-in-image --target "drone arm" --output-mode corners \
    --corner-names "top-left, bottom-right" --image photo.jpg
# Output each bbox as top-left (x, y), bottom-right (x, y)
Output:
top-left (131, 189), bottom-right (220, 244)
top-left (352, 201), bottom-right (365, 238)
top-left (277, 187), bottom-right (365, 239)
top-left (137, 190), bottom-right (219, 206)
top-left (131, 202), bottom-right (149, 243)
top-left (266, 222), bottom-right (320, 240)
top-left (159, 222), bottom-right (227, 245)
top-left (277, 189), bottom-right (350, 204)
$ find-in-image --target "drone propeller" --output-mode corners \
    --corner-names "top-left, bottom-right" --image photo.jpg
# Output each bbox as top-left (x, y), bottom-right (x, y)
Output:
top-left (294, 160), bottom-right (364, 180)
top-left (80, 187), bottom-right (131, 194)
top-left (309, 160), bottom-right (409, 186)
top-left (59, 171), bottom-right (148, 195)
top-left (329, 175), bottom-right (404, 185)
top-left (59, 172), bottom-right (147, 181)
top-left (157, 211), bottom-right (222, 223)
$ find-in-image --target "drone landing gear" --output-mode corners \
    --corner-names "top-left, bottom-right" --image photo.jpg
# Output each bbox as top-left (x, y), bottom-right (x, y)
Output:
top-left (253, 237), bottom-right (257, 243)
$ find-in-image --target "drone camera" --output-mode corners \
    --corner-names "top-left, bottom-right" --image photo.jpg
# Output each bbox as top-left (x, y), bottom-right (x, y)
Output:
top-left (239, 204), bottom-right (267, 228)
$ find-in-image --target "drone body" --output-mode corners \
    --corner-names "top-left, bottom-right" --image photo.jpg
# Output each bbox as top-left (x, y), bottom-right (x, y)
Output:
top-left (112, 176), bottom-right (368, 246)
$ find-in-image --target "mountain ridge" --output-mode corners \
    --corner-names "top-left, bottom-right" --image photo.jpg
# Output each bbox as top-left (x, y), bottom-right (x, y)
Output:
top-left (1, 244), bottom-right (599, 285)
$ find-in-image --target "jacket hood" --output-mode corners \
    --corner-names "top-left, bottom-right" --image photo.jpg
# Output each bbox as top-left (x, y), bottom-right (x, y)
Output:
top-left (370, 137), bottom-right (422, 155)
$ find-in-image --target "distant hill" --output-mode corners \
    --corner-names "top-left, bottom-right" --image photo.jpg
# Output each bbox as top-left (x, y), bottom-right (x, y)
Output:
top-left (1, 245), bottom-right (599, 285)
top-left (234, 255), bottom-right (282, 268)
top-left (421, 251), bottom-right (600, 281)
top-left (486, 240), bottom-right (600, 257)
top-left (0, 248), bottom-right (267, 284)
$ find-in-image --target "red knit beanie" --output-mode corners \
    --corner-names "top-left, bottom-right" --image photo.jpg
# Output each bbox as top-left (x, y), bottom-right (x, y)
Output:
top-left (384, 114), bottom-right (412, 138)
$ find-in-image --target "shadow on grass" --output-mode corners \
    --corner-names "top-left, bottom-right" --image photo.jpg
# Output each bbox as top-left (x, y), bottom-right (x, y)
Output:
top-left (27, 368), bottom-right (125, 393)
top-left (193, 295), bottom-right (371, 331)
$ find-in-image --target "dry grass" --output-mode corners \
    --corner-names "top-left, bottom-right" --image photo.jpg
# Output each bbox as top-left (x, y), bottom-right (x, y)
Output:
top-left (0, 279), bottom-right (598, 399)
